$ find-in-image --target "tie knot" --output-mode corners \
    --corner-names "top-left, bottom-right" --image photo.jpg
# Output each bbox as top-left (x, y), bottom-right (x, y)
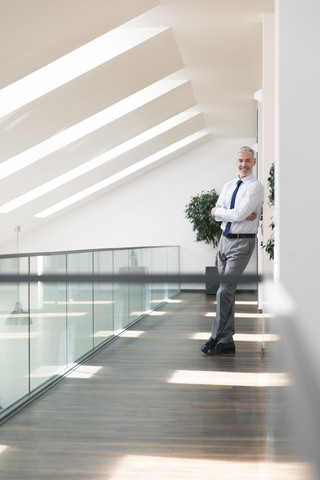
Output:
top-left (237, 179), bottom-right (243, 187)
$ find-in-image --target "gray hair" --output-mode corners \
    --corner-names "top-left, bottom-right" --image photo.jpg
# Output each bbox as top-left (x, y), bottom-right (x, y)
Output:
top-left (238, 146), bottom-right (255, 157)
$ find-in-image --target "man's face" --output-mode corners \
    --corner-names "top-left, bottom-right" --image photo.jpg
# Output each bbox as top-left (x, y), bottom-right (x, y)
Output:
top-left (236, 151), bottom-right (256, 178)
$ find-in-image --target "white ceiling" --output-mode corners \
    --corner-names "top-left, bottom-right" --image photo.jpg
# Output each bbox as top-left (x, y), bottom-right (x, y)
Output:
top-left (0, 0), bottom-right (273, 248)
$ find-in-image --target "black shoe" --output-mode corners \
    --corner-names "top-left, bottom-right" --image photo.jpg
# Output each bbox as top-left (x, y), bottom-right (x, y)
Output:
top-left (207, 341), bottom-right (236, 355)
top-left (201, 337), bottom-right (219, 354)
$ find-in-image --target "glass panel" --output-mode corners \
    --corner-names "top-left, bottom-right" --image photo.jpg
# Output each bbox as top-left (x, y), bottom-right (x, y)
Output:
top-left (93, 250), bottom-right (114, 347)
top-left (167, 246), bottom-right (180, 297)
top-left (151, 247), bottom-right (168, 304)
top-left (0, 257), bottom-right (29, 410)
top-left (141, 248), bottom-right (152, 313)
top-left (0, 246), bottom-right (180, 417)
top-left (113, 249), bottom-right (129, 332)
top-left (29, 254), bottom-right (67, 391)
top-left (127, 248), bottom-right (143, 323)
top-left (67, 252), bottom-right (93, 364)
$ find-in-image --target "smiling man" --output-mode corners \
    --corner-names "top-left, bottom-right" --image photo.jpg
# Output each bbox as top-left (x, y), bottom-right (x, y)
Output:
top-left (201, 146), bottom-right (264, 356)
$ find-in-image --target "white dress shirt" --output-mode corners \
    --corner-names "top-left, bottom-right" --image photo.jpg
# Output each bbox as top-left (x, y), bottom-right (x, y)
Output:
top-left (214, 173), bottom-right (264, 234)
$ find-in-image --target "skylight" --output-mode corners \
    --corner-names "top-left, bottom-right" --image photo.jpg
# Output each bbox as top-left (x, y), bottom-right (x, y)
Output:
top-left (0, 78), bottom-right (188, 181)
top-left (0, 25), bottom-right (167, 119)
top-left (34, 129), bottom-right (210, 218)
top-left (0, 109), bottom-right (201, 213)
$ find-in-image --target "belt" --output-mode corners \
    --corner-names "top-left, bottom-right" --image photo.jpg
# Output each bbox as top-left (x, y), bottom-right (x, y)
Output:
top-left (225, 233), bottom-right (256, 239)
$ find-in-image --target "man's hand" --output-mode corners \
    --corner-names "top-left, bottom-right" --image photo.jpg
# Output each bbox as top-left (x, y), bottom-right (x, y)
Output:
top-left (211, 203), bottom-right (221, 218)
top-left (246, 211), bottom-right (257, 221)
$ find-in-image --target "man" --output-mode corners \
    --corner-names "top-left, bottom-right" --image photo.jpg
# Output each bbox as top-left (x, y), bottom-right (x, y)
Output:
top-left (201, 146), bottom-right (264, 355)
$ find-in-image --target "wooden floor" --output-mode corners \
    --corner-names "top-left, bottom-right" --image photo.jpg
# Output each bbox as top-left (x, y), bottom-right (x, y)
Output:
top-left (0, 292), bottom-right (313, 479)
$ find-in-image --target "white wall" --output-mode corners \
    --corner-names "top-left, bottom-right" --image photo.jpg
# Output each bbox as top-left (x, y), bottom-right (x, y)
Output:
top-left (261, 13), bottom-right (275, 280)
top-left (257, 13), bottom-right (275, 312)
top-left (0, 137), bottom-right (257, 288)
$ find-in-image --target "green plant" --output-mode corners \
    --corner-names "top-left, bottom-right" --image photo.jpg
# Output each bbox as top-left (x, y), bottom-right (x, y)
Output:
top-left (267, 162), bottom-right (274, 205)
top-left (185, 189), bottom-right (221, 247)
top-left (261, 163), bottom-right (274, 260)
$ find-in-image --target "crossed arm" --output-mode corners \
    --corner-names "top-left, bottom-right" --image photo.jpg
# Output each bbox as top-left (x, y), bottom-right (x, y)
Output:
top-left (211, 204), bottom-right (257, 221)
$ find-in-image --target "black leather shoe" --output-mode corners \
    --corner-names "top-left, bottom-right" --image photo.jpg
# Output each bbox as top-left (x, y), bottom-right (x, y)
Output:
top-left (207, 341), bottom-right (236, 355)
top-left (201, 337), bottom-right (218, 354)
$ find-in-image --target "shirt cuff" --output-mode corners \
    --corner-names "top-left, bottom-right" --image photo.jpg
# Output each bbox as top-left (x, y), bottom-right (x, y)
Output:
top-left (214, 207), bottom-right (225, 222)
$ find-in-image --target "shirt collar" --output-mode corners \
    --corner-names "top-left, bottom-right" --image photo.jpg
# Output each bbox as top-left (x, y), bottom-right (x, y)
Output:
top-left (238, 172), bottom-right (254, 182)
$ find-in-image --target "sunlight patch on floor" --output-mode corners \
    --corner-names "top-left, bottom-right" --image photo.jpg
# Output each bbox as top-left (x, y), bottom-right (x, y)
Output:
top-left (29, 365), bottom-right (65, 378)
top-left (150, 298), bottom-right (182, 304)
top-left (28, 364), bottom-right (103, 379)
top-left (190, 332), bottom-right (280, 342)
top-left (121, 331), bottom-right (144, 338)
top-left (233, 333), bottom-right (279, 342)
top-left (110, 455), bottom-right (313, 480)
top-left (205, 312), bottom-right (274, 318)
top-left (168, 370), bottom-right (292, 387)
top-left (129, 310), bottom-right (166, 317)
top-left (93, 331), bottom-right (113, 338)
top-left (211, 300), bottom-right (259, 306)
top-left (67, 365), bottom-right (103, 379)
top-left (0, 445), bottom-right (9, 455)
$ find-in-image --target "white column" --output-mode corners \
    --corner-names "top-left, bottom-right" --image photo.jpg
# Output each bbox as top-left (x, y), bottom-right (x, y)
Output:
top-left (276, 0), bottom-right (320, 343)
top-left (261, 14), bottom-right (275, 281)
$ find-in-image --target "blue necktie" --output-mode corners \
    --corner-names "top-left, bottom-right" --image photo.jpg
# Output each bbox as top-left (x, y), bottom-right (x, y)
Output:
top-left (223, 179), bottom-right (242, 236)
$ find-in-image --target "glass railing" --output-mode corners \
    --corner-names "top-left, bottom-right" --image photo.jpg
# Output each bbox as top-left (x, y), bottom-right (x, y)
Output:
top-left (0, 245), bottom-right (180, 420)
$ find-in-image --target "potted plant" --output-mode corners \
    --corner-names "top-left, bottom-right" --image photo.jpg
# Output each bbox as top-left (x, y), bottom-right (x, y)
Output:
top-left (185, 189), bottom-right (221, 294)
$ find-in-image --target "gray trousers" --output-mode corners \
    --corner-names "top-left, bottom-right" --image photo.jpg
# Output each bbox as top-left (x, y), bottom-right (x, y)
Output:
top-left (211, 236), bottom-right (256, 343)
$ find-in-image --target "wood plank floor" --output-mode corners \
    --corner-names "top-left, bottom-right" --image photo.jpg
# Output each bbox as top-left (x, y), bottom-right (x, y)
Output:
top-left (0, 292), bottom-right (313, 479)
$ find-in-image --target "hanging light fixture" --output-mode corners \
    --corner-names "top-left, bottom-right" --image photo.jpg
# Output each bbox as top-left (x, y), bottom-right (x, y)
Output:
top-left (6, 226), bottom-right (32, 325)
